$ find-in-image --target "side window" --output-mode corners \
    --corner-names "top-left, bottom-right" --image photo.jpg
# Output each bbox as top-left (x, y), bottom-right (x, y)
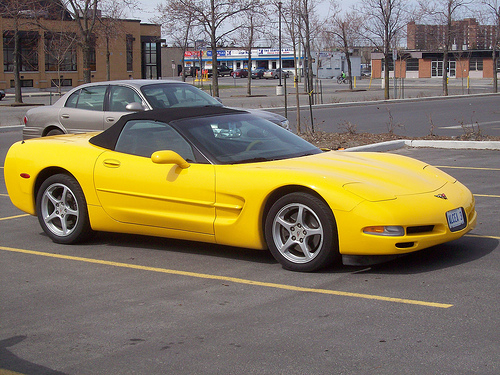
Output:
top-left (73, 86), bottom-right (106, 111)
top-left (115, 120), bottom-right (195, 161)
top-left (65, 90), bottom-right (80, 108)
top-left (109, 86), bottom-right (142, 112)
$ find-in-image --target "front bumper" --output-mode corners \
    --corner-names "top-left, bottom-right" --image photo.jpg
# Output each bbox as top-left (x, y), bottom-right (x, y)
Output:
top-left (335, 181), bottom-right (476, 256)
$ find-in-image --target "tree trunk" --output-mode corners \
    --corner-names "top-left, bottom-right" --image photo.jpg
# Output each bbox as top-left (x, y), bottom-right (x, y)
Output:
top-left (82, 43), bottom-right (92, 83)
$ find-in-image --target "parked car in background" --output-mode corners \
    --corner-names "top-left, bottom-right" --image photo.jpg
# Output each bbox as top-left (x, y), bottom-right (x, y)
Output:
top-left (230, 69), bottom-right (248, 78)
top-left (22, 79), bottom-right (289, 139)
top-left (0, 89), bottom-right (5, 100)
top-left (217, 65), bottom-right (233, 76)
top-left (251, 68), bottom-right (266, 79)
top-left (207, 65), bottom-right (233, 77)
top-left (183, 66), bottom-right (199, 77)
top-left (263, 68), bottom-right (291, 79)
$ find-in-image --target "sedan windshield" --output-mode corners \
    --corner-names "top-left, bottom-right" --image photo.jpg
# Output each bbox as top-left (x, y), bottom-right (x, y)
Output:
top-left (141, 83), bottom-right (222, 109)
top-left (172, 113), bottom-right (321, 164)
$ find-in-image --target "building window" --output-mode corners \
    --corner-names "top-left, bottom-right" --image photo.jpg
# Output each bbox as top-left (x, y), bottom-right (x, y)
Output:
top-left (469, 57), bottom-right (483, 71)
top-left (126, 34), bottom-right (134, 71)
top-left (90, 44), bottom-right (96, 71)
top-left (3, 31), bottom-right (39, 72)
top-left (143, 41), bottom-right (158, 79)
top-left (44, 32), bottom-right (77, 72)
top-left (10, 79), bottom-right (33, 88)
top-left (51, 78), bottom-right (72, 87)
top-left (406, 58), bottom-right (419, 71)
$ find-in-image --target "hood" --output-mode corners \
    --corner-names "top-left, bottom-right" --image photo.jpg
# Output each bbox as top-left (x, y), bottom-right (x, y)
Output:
top-left (265, 151), bottom-right (453, 201)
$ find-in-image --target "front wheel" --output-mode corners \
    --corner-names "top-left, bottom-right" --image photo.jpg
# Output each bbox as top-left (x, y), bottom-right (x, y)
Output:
top-left (265, 192), bottom-right (339, 272)
top-left (36, 174), bottom-right (92, 244)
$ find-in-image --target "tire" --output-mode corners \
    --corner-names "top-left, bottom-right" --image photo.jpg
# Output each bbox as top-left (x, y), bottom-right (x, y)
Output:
top-left (265, 192), bottom-right (339, 272)
top-left (36, 174), bottom-right (93, 244)
top-left (46, 128), bottom-right (64, 136)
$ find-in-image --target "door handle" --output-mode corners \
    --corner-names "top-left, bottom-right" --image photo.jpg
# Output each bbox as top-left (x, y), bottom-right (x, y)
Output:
top-left (103, 159), bottom-right (121, 168)
top-left (61, 114), bottom-right (70, 119)
top-left (106, 117), bottom-right (115, 123)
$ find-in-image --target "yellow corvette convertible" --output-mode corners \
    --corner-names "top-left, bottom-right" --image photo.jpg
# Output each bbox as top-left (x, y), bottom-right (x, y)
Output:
top-left (5, 107), bottom-right (476, 271)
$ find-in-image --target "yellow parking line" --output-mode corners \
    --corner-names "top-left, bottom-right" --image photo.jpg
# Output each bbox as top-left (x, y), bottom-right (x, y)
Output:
top-left (0, 214), bottom-right (30, 221)
top-left (436, 165), bottom-right (500, 171)
top-left (0, 245), bottom-right (453, 309)
top-left (474, 194), bottom-right (500, 198)
top-left (0, 369), bottom-right (24, 375)
top-left (0, 193), bottom-right (9, 197)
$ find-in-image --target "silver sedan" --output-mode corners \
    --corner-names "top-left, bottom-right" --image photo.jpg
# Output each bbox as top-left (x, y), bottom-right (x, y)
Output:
top-left (23, 80), bottom-right (289, 139)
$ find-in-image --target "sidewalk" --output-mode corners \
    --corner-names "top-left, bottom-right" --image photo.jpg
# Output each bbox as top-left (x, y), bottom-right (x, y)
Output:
top-left (1, 78), bottom-right (500, 150)
top-left (1, 77), bottom-right (498, 109)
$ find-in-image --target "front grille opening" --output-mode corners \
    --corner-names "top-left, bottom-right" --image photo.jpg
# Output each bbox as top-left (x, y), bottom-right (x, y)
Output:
top-left (406, 225), bottom-right (434, 235)
top-left (396, 242), bottom-right (415, 249)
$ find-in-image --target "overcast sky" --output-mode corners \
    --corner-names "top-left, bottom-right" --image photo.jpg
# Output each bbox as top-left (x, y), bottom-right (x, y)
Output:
top-left (132, 0), bottom-right (360, 24)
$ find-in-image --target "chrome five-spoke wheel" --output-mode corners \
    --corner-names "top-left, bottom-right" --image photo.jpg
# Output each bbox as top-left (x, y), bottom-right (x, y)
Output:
top-left (36, 174), bottom-right (92, 244)
top-left (265, 192), bottom-right (339, 272)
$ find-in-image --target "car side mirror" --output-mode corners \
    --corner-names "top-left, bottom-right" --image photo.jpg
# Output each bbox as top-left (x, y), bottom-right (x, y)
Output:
top-left (151, 150), bottom-right (190, 169)
top-left (125, 102), bottom-right (145, 112)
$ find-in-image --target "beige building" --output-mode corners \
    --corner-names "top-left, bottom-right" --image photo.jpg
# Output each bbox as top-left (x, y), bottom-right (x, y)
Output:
top-left (1, 5), bottom-right (162, 90)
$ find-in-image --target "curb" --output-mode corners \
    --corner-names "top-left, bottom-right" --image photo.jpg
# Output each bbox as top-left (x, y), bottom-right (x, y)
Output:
top-left (345, 139), bottom-right (500, 152)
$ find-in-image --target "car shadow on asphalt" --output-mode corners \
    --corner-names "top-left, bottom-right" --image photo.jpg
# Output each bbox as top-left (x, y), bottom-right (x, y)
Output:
top-left (83, 232), bottom-right (497, 275)
top-left (89, 231), bottom-right (279, 266)
top-left (353, 236), bottom-right (498, 275)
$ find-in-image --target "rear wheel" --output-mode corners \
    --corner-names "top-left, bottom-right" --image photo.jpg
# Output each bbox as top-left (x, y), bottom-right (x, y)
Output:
top-left (36, 174), bottom-right (92, 244)
top-left (265, 192), bottom-right (339, 272)
top-left (46, 128), bottom-right (64, 136)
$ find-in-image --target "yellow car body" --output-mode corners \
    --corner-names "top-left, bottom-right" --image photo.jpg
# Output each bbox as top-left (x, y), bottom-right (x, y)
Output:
top-left (4, 107), bottom-right (477, 271)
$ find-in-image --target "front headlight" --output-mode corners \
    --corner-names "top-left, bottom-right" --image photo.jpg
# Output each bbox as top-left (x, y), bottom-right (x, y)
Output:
top-left (363, 226), bottom-right (405, 236)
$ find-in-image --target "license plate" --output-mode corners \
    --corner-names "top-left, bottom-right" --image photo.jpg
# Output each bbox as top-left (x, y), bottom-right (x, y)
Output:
top-left (446, 208), bottom-right (465, 231)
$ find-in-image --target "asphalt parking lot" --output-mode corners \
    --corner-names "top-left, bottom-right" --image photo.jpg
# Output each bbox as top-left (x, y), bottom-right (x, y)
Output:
top-left (1, 129), bottom-right (499, 374)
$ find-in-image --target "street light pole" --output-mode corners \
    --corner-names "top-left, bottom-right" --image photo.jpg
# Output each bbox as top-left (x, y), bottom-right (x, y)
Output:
top-left (278, 1), bottom-right (282, 87)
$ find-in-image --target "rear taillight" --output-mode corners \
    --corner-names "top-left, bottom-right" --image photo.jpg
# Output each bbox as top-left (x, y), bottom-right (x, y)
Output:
top-left (23, 116), bottom-right (28, 125)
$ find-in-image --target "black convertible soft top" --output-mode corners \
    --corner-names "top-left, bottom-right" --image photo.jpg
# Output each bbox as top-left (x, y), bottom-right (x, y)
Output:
top-left (89, 106), bottom-right (247, 150)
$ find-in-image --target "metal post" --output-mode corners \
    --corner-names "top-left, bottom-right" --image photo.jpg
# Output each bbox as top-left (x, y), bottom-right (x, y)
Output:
top-left (278, 1), bottom-right (282, 87)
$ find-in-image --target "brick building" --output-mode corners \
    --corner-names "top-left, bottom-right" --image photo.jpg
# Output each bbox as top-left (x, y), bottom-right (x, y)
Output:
top-left (1, 0), bottom-right (162, 90)
top-left (371, 19), bottom-right (499, 79)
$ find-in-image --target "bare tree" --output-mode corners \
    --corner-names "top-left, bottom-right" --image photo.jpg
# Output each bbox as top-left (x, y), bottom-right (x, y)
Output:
top-left (44, 31), bottom-right (78, 94)
top-left (0, 0), bottom-right (43, 103)
top-left (324, 5), bottom-right (363, 90)
top-left (162, 0), bottom-right (259, 97)
top-left (481, 0), bottom-right (500, 92)
top-left (296, 0), bottom-right (317, 97)
top-left (419, 0), bottom-right (472, 95)
top-left (282, 0), bottom-right (302, 133)
top-left (360, 0), bottom-right (411, 99)
top-left (96, 0), bottom-right (135, 81)
top-left (63, 0), bottom-right (100, 83)
top-left (237, 8), bottom-right (267, 96)
top-left (154, 2), bottom-right (201, 82)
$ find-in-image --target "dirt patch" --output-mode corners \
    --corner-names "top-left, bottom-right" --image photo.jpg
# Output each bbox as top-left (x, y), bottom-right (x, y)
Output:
top-left (299, 131), bottom-right (500, 150)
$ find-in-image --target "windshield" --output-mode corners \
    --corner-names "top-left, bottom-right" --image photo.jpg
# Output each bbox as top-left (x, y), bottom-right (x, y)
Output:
top-left (141, 83), bottom-right (222, 109)
top-left (172, 113), bottom-right (321, 164)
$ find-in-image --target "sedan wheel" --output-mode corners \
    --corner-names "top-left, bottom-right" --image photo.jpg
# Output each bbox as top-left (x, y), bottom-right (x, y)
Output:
top-left (265, 192), bottom-right (339, 272)
top-left (36, 174), bottom-right (92, 244)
